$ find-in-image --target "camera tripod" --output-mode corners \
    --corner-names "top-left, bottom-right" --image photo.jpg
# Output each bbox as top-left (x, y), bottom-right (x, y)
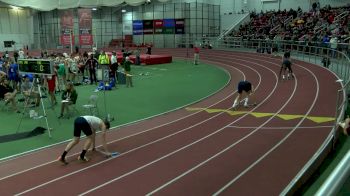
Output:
top-left (16, 76), bottom-right (53, 138)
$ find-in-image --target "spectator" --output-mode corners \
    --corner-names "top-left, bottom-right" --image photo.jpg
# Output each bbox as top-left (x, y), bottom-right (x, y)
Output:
top-left (110, 51), bottom-right (118, 84)
top-left (98, 51), bottom-right (110, 65)
top-left (194, 46), bottom-right (200, 65)
top-left (21, 75), bottom-right (40, 107)
top-left (123, 56), bottom-right (133, 88)
top-left (85, 54), bottom-right (98, 85)
top-left (0, 79), bottom-right (19, 113)
top-left (134, 47), bottom-right (141, 65)
top-left (18, 49), bottom-right (25, 59)
top-left (58, 82), bottom-right (78, 118)
top-left (322, 55), bottom-right (331, 68)
top-left (329, 36), bottom-right (338, 58)
top-left (8, 58), bottom-right (19, 90)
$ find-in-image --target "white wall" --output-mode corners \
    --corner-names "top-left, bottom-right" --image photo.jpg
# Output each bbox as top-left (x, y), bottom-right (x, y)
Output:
top-left (246, 0), bottom-right (310, 12)
top-left (0, 8), bottom-right (33, 51)
top-left (319, 0), bottom-right (350, 8)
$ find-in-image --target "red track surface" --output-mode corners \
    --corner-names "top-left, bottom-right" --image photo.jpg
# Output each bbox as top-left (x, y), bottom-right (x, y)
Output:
top-left (0, 49), bottom-right (340, 195)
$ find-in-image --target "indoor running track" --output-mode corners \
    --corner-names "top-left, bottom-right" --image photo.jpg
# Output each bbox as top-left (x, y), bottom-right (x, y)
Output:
top-left (0, 49), bottom-right (341, 195)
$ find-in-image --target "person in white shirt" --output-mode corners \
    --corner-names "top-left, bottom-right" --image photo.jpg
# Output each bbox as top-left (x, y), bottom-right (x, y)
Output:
top-left (58, 115), bottom-right (111, 164)
top-left (329, 36), bottom-right (338, 58)
top-left (110, 51), bottom-right (118, 84)
top-left (18, 49), bottom-right (25, 59)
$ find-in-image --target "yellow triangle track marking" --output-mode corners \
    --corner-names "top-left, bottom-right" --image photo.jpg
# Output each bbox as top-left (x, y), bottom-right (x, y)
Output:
top-left (306, 117), bottom-right (335, 123)
top-left (226, 111), bottom-right (246, 116)
top-left (206, 109), bottom-right (226, 113)
top-left (251, 112), bottom-right (274, 118)
top-left (277, 114), bottom-right (304, 120)
top-left (185, 107), bottom-right (335, 124)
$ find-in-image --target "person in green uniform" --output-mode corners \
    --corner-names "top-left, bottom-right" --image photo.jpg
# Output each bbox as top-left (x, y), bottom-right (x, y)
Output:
top-left (123, 56), bottom-right (133, 87)
top-left (58, 82), bottom-right (78, 118)
top-left (57, 60), bottom-right (66, 91)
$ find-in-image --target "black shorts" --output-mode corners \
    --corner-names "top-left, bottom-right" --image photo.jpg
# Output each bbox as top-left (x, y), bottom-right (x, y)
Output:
top-left (73, 117), bottom-right (93, 137)
top-left (238, 81), bottom-right (251, 94)
top-left (283, 60), bottom-right (291, 69)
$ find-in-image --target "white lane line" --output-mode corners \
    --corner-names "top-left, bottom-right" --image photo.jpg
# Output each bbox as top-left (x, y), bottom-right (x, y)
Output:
top-left (227, 125), bottom-right (333, 129)
top-left (145, 53), bottom-right (295, 195)
top-left (0, 59), bottom-right (237, 181)
top-left (0, 58), bottom-right (231, 164)
top-left (213, 55), bottom-right (320, 195)
top-left (13, 60), bottom-right (261, 195)
top-left (79, 56), bottom-right (279, 195)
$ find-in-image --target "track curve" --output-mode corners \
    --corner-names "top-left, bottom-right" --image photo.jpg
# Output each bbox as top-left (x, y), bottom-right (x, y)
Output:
top-left (0, 49), bottom-right (341, 196)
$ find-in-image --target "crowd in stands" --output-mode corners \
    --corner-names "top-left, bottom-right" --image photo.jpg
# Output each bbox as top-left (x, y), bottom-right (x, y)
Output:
top-left (228, 3), bottom-right (350, 53)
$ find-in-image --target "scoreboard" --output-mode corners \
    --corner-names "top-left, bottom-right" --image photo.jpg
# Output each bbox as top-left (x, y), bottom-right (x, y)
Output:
top-left (18, 59), bottom-right (53, 75)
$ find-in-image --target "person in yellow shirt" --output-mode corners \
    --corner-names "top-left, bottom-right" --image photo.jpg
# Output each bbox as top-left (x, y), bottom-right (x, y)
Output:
top-left (98, 51), bottom-right (110, 65)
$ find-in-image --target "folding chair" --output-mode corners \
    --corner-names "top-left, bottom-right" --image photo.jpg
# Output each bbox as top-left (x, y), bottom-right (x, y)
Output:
top-left (0, 99), bottom-right (10, 112)
top-left (65, 94), bottom-right (80, 118)
top-left (82, 94), bottom-right (99, 116)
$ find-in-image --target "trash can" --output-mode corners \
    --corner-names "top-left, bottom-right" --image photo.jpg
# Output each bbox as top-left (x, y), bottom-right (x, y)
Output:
top-left (117, 71), bottom-right (126, 84)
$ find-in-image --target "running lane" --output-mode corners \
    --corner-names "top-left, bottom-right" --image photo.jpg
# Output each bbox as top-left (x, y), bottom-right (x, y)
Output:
top-left (0, 49), bottom-right (340, 196)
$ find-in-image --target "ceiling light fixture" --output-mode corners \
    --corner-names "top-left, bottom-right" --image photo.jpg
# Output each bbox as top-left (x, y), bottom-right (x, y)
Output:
top-left (11, 5), bottom-right (20, 10)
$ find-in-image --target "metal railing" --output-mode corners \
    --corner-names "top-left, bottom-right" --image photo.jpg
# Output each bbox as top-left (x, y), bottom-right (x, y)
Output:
top-left (284, 15), bottom-right (293, 26)
top-left (315, 80), bottom-right (350, 196)
top-left (316, 148), bottom-right (350, 195)
top-left (334, 10), bottom-right (349, 24)
top-left (217, 13), bottom-right (250, 40)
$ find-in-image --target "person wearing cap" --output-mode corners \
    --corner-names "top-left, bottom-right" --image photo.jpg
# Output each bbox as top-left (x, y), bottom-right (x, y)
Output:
top-left (123, 56), bottom-right (133, 87)
top-left (58, 115), bottom-right (111, 164)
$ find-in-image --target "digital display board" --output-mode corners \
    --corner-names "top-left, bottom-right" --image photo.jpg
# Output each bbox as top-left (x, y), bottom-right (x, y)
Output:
top-left (18, 59), bottom-right (53, 75)
top-left (132, 19), bottom-right (185, 35)
top-left (133, 20), bottom-right (143, 35)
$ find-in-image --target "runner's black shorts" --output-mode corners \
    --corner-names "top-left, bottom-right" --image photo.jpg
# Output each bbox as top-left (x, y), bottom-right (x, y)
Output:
top-left (282, 60), bottom-right (292, 70)
top-left (73, 117), bottom-right (92, 137)
top-left (238, 81), bottom-right (252, 94)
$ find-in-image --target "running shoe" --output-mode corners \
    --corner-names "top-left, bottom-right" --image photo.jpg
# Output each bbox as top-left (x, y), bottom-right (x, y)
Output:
top-left (58, 156), bottom-right (68, 165)
top-left (77, 156), bottom-right (90, 162)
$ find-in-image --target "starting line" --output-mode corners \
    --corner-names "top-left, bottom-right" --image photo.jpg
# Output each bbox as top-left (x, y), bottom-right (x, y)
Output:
top-left (185, 107), bottom-right (335, 124)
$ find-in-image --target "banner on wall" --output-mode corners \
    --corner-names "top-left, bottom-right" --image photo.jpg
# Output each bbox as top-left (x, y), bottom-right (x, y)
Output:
top-left (163, 19), bottom-right (175, 34)
top-left (78, 9), bottom-right (93, 45)
top-left (143, 20), bottom-right (153, 34)
top-left (175, 19), bottom-right (185, 34)
top-left (60, 10), bottom-right (74, 45)
top-left (133, 20), bottom-right (143, 35)
top-left (153, 20), bottom-right (163, 34)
